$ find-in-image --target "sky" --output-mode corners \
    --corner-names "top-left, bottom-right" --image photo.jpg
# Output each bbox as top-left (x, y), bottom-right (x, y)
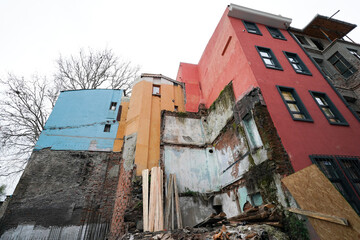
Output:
top-left (0, 0), bottom-right (360, 81)
top-left (0, 0), bottom-right (359, 196)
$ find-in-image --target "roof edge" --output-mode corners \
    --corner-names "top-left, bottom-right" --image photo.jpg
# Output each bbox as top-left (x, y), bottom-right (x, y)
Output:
top-left (228, 3), bottom-right (292, 29)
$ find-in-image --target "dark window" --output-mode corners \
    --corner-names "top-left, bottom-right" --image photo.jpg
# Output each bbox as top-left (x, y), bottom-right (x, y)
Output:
top-left (328, 52), bottom-right (357, 78)
top-left (266, 26), bottom-right (286, 40)
top-left (255, 46), bottom-right (282, 70)
top-left (174, 105), bottom-right (179, 112)
top-left (104, 124), bottom-right (111, 132)
top-left (337, 157), bottom-right (360, 197)
top-left (243, 21), bottom-right (262, 35)
top-left (109, 102), bottom-right (117, 111)
top-left (310, 155), bottom-right (360, 215)
top-left (116, 105), bottom-right (123, 121)
top-left (310, 91), bottom-right (348, 125)
top-left (348, 48), bottom-right (360, 60)
top-left (152, 85), bottom-right (160, 95)
top-left (295, 35), bottom-right (309, 45)
top-left (277, 86), bottom-right (312, 122)
top-left (311, 38), bottom-right (324, 50)
top-left (283, 51), bottom-right (311, 75)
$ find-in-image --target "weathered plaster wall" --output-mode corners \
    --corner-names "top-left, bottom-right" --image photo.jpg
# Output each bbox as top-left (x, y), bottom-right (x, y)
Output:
top-left (161, 85), bottom-right (296, 226)
top-left (35, 89), bottom-right (123, 151)
top-left (179, 197), bottom-right (214, 227)
top-left (0, 149), bottom-right (121, 239)
top-left (162, 116), bottom-right (205, 146)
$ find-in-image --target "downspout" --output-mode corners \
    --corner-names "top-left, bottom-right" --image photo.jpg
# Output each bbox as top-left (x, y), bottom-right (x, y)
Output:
top-left (288, 30), bottom-right (360, 122)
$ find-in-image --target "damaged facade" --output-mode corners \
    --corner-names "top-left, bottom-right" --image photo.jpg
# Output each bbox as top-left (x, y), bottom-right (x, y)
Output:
top-left (1, 3), bottom-right (360, 240)
top-left (0, 89), bottom-right (128, 239)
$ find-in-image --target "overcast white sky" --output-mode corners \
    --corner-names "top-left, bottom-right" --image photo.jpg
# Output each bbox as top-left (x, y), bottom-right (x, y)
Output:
top-left (0, 0), bottom-right (359, 81)
top-left (0, 0), bottom-right (359, 196)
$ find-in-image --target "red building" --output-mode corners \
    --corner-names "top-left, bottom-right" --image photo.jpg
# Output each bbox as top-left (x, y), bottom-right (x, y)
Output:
top-left (177, 4), bottom-right (360, 213)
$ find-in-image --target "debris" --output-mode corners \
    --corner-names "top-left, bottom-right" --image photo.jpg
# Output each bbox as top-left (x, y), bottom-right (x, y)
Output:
top-left (228, 203), bottom-right (282, 225)
top-left (194, 212), bottom-right (227, 228)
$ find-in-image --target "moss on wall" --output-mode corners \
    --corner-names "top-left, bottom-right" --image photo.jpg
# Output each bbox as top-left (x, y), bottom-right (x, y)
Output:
top-left (208, 83), bottom-right (235, 113)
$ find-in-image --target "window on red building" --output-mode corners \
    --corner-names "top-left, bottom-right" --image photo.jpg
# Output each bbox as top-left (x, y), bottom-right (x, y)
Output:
top-left (277, 86), bottom-right (312, 122)
top-left (283, 51), bottom-right (312, 75)
top-left (256, 46), bottom-right (282, 70)
top-left (309, 91), bottom-right (348, 125)
top-left (266, 26), bottom-right (286, 40)
top-left (243, 20), bottom-right (262, 35)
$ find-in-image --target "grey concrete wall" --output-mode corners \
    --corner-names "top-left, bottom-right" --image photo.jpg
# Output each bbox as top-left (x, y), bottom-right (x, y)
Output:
top-left (0, 149), bottom-right (120, 239)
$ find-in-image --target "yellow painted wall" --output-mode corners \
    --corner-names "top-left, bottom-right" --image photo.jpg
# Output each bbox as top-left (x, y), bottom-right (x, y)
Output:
top-left (113, 99), bottom-right (129, 152)
top-left (121, 77), bottom-right (185, 175)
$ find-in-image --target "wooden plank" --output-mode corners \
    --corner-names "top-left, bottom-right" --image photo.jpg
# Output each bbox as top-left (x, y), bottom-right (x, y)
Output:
top-left (154, 167), bottom-right (160, 231)
top-left (287, 208), bottom-right (348, 226)
top-left (282, 164), bottom-right (360, 240)
top-left (142, 169), bottom-right (149, 232)
top-left (164, 174), bottom-right (173, 229)
top-left (159, 168), bottom-right (164, 230)
top-left (148, 167), bottom-right (157, 232)
top-left (171, 177), bottom-right (174, 230)
top-left (173, 174), bottom-right (183, 229)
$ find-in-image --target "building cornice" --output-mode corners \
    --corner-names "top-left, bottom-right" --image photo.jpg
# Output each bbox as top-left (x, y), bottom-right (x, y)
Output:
top-left (228, 4), bottom-right (292, 29)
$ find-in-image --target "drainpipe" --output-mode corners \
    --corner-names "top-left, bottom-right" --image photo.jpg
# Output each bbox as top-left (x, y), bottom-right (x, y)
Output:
top-left (288, 30), bottom-right (360, 122)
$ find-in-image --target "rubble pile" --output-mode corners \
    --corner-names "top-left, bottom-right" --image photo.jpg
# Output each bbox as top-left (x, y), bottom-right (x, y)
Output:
top-left (120, 224), bottom-right (289, 240)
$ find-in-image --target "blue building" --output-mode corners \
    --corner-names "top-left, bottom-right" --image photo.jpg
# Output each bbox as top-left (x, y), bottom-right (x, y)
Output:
top-left (35, 89), bottom-right (123, 151)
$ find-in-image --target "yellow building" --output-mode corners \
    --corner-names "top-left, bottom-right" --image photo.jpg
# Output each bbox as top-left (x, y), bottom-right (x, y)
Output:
top-left (117, 73), bottom-right (185, 175)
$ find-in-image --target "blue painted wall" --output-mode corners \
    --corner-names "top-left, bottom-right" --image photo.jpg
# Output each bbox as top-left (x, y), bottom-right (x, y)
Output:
top-left (35, 89), bottom-right (123, 151)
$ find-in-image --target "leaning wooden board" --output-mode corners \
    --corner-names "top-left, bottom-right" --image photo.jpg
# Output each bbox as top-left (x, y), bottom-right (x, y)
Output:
top-left (282, 164), bottom-right (360, 240)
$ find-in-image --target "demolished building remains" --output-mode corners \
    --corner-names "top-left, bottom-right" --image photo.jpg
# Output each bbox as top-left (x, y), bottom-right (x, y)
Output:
top-left (1, 4), bottom-right (360, 240)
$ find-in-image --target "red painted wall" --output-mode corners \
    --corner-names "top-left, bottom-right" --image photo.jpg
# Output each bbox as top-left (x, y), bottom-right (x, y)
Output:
top-left (229, 17), bottom-right (360, 171)
top-left (177, 8), bottom-right (360, 172)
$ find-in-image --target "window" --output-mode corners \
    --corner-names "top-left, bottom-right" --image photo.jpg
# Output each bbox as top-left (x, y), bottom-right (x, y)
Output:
top-left (309, 91), bottom-right (348, 125)
top-left (283, 51), bottom-right (311, 75)
top-left (255, 46), bottom-right (282, 70)
top-left (266, 26), bottom-right (286, 40)
top-left (310, 155), bottom-right (360, 215)
top-left (337, 157), bottom-right (360, 196)
top-left (348, 48), bottom-right (360, 60)
top-left (104, 124), bottom-right (111, 132)
top-left (277, 86), bottom-right (312, 121)
top-left (328, 52), bottom-right (357, 78)
top-left (152, 85), bottom-right (160, 95)
top-left (243, 20), bottom-right (262, 35)
top-left (174, 105), bottom-right (179, 112)
top-left (109, 102), bottom-right (117, 111)
top-left (295, 35), bottom-right (309, 45)
top-left (311, 38), bottom-right (324, 50)
top-left (242, 114), bottom-right (263, 150)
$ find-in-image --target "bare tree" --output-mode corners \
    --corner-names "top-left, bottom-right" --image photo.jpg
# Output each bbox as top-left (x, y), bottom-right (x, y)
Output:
top-left (54, 48), bottom-right (140, 93)
top-left (0, 74), bottom-right (53, 176)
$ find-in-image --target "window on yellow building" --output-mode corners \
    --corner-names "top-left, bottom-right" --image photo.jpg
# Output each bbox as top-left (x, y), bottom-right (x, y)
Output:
top-left (153, 85), bottom-right (160, 95)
